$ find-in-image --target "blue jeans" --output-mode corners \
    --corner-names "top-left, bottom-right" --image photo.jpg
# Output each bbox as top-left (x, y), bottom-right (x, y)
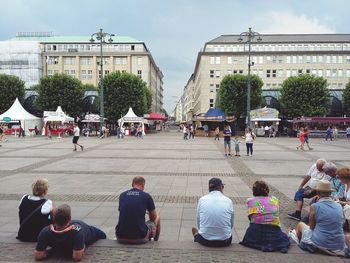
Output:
top-left (246, 143), bottom-right (253, 155)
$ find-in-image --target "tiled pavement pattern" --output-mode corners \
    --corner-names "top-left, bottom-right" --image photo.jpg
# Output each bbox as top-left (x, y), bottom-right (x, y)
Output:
top-left (0, 133), bottom-right (349, 262)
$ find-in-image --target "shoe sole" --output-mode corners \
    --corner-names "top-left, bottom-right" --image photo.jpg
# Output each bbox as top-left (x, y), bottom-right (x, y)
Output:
top-left (287, 215), bottom-right (301, 221)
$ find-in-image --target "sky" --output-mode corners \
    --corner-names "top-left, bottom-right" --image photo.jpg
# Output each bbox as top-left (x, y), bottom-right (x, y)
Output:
top-left (0, 0), bottom-right (349, 113)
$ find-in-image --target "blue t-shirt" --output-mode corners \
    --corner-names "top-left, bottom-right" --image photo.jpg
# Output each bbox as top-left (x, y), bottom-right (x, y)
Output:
top-left (116, 188), bottom-right (155, 239)
top-left (223, 129), bottom-right (231, 141)
top-left (36, 220), bottom-right (95, 255)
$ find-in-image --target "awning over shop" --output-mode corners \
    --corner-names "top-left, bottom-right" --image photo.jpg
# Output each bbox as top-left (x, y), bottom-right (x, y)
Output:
top-left (144, 112), bottom-right (167, 121)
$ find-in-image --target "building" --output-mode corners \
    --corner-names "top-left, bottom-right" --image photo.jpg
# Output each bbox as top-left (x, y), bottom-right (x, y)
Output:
top-left (178, 34), bottom-right (350, 121)
top-left (0, 32), bottom-right (164, 113)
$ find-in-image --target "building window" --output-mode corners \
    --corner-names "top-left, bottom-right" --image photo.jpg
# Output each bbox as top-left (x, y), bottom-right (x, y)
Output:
top-left (210, 57), bottom-right (215, 64)
top-left (326, 56), bottom-right (331, 63)
top-left (216, 84), bottom-right (220, 91)
top-left (80, 57), bottom-right (92, 65)
top-left (326, 69), bottom-right (331, 77)
top-left (215, 70), bottom-right (221, 78)
top-left (272, 70), bottom-right (276, 77)
top-left (209, 84), bottom-right (214, 93)
top-left (47, 57), bottom-right (59, 65)
top-left (64, 70), bottom-right (75, 77)
top-left (318, 55), bottom-right (323, 63)
top-left (131, 45), bottom-right (135, 51)
top-left (266, 70), bottom-right (271, 78)
top-left (338, 69), bottom-right (343, 77)
top-left (331, 69), bottom-right (337, 77)
top-left (306, 69), bottom-right (310, 74)
top-left (87, 70), bottom-right (93, 79)
top-left (137, 57), bottom-right (143, 65)
top-left (227, 69), bottom-right (232, 74)
top-left (286, 70), bottom-right (291, 77)
top-left (105, 70), bottom-right (109, 75)
top-left (210, 70), bottom-right (214, 78)
top-left (347, 69), bottom-right (350, 77)
top-left (346, 56), bottom-right (350, 63)
top-left (338, 56), bottom-right (343, 64)
top-left (115, 57), bottom-right (127, 65)
top-left (239, 70), bottom-right (243, 74)
top-left (292, 56), bottom-right (297, 63)
top-left (227, 57), bottom-right (232, 64)
top-left (64, 57), bottom-right (76, 65)
top-left (298, 69), bottom-right (303, 75)
top-left (209, 99), bottom-right (214, 108)
top-left (81, 70), bottom-right (87, 79)
top-left (318, 69), bottom-right (323, 77)
top-left (137, 70), bottom-right (142, 78)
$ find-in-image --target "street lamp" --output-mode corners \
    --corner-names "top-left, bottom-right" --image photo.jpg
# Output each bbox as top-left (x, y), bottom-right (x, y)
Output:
top-left (90, 28), bottom-right (115, 132)
top-left (238, 27), bottom-right (262, 128)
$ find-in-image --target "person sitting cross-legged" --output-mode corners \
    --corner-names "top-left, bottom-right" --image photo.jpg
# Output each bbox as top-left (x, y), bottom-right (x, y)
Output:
top-left (240, 181), bottom-right (290, 253)
top-left (291, 180), bottom-right (350, 257)
top-left (192, 178), bottom-right (234, 247)
top-left (115, 176), bottom-right (161, 244)
top-left (35, 204), bottom-right (106, 261)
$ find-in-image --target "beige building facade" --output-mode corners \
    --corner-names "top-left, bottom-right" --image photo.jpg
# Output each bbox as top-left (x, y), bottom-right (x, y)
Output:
top-left (179, 34), bottom-right (350, 121)
top-left (1, 33), bottom-right (164, 113)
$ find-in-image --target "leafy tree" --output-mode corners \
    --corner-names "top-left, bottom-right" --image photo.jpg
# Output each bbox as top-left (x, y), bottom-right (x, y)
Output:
top-left (103, 71), bottom-right (150, 121)
top-left (35, 74), bottom-right (84, 117)
top-left (143, 86), bottom-right (152, 113)
top-left (218, 74), bottom-right (263, 118)
top-left (343, 81), bottom-right (350, 116)
top-left (280, 74), bottom-right (329, 117)
top-left (0, 74), bottom-right (25, 114)
top-left (82, 83), bottom-right (97, 91)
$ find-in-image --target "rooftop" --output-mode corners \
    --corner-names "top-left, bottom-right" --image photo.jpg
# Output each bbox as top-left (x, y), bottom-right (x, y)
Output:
top-left (208, 34), bottom-right (350, 44)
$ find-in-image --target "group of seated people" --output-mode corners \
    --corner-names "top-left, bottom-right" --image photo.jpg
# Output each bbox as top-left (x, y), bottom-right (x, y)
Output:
top-left (17, 164), bottom-right (350, 261)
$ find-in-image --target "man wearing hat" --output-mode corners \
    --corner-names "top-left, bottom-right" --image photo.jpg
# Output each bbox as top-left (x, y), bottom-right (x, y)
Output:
top-left (192, 178), bottom-right (234, 247)
top-left (293, 180), bottom-right (349, 256)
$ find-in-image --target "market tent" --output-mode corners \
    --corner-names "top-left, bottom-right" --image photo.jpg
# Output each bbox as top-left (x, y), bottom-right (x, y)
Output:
top-left (118, 107), bottom-right (144, 130)
top-left (0, 97), bottom-right (41, 132)
top-left (43, 106), bottom-right (74, 123)
top-left (194, 108), bottom-right (235, 122)
top-left (250, 107), bottom-right (281, 122)
top-left (144, 112), bottom-right (167, 121)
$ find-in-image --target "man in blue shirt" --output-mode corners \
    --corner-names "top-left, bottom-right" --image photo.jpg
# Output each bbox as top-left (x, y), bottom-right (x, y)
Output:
top-left (192, 178), bottom-right (234, 247)
top-left (116, 176), bottom-right (160, 244)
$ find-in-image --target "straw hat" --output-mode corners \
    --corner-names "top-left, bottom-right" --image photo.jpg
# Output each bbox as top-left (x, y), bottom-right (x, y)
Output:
top-left (314, 180), bottom-right (333, 192)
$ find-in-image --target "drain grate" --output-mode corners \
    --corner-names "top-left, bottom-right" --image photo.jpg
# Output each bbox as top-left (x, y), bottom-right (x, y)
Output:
top-left (0, 193), bottom-right (248, 204)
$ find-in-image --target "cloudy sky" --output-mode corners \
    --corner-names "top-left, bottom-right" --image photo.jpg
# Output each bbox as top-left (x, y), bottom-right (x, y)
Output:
top-left (0, 0), bottom-right (349, 113)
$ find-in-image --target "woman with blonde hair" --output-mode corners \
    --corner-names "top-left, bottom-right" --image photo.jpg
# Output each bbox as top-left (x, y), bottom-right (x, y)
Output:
top-left (17, 178), bottom-right (55, 242)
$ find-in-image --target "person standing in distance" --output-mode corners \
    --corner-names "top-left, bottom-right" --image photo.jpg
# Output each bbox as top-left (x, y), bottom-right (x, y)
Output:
top-left (73, 124), bottom-right (84, 151)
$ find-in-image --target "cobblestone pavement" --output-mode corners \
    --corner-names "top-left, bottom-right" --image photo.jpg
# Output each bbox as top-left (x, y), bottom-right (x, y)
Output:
top-left (0, 132), bottom-right (349, 262)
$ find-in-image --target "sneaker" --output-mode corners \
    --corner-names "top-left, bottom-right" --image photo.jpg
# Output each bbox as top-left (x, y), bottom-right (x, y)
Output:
top-left (81, 146), bottom-right (84, 151)
top-left (287, 229), bottom-right (299, 244)
top-left (228, 154), bottom-right (232, 156)
top-left (73, 149), bottom-right (77, 151)
top-left (191, 227), bottom-right (198, 237)
top-left (287, 212), bottom-right (301, 221)
top-left (224, 154), bottom-right (227, 157)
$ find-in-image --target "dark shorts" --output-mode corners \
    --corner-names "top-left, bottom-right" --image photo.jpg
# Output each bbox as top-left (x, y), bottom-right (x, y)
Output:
top-left (294, 186), bottom-right (316, 201)
top-left (117, 221), bottom-right (156, 245)
top-left (72, 136), bottom-right (79, 144)
top-left (224, 140), bottom-right (231, 147)
top-left (194, 233), bottom-right (232, 247)
top-left (347, 134), bottom-right (350, 138)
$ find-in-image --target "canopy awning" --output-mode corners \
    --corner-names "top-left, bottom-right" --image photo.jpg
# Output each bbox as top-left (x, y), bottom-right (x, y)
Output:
top-left (144, 113), bottom-right (167, 121)
top-left (251, 118), bottom-right (281, 122)
top-left (0, 98), bottom-right (40, 121)
top-left (118, 107), bottom-right (144, 123)
top-left (43, 106), bottom-right (74, 123)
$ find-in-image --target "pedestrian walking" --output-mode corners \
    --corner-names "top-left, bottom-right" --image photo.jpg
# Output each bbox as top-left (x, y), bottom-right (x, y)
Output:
top-left (214, 126), bottom-right (220, 141)
top-left (203, 124), bottom-right (209, 137)
top-left (325, 126), bottom-right (333, 141)
top-left (72, 124), bottom-right (84, 151)
top-left (297, 127), bottom-right (305, 151)
top-left (333, 126), bottom-right (338, 141)
top-left (245, 128), bottom-right (255, 156)
top-left (183, 125), bottom-right (188, 140)
top-left (223, 124), bottom-right (232, 157)
top-left (232, 137), bottom-right (241, 156)
top-left (189, 124), bottom-right (195, 139)
top-left (303, 127), bottom-right (313, 150)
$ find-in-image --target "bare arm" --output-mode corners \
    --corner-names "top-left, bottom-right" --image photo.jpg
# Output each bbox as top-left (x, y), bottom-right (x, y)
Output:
top-left (299, 175), bottom-right (311, 189)
top-left (309, 205), bottom-right (316, 230)
top-left (72, 248), bottom-right (85, 262)
top-left (149, 209), bottom-right (157, 222)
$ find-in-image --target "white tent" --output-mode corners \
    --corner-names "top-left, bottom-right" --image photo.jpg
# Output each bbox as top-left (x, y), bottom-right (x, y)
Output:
top-left (118, 107), bottom-right (144, 130)
top-left (0, 98), bottom-right (41, 133)
top-left (43, 106), bottom-right (74, 123)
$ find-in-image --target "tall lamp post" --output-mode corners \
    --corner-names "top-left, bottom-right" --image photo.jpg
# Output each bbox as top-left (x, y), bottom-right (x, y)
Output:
top-left (238, 27), bottom-right (262, 128)
top-left (90, 29), bottom-right (115, 132)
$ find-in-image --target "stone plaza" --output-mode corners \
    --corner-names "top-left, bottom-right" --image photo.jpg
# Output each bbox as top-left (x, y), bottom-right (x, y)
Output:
top-left (0, 132), bottom-right (349, 262)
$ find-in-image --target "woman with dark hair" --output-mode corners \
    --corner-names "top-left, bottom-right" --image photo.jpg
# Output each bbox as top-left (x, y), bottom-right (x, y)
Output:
top-left (240, 181), bottom-right (290, 253)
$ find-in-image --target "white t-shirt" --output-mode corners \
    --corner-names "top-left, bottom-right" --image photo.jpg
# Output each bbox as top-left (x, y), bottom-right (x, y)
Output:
top-left (74, 127), bottom-right (80, 136)
top-left (307, 163), bottom-right (326, 189)
top-left (345, 185), bottom-right (350, 201)
top-left (245, 132), bottom-right (255, 143)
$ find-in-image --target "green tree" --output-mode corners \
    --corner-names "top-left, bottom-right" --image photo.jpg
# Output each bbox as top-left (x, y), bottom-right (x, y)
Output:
top-left (343, 81), bottom-right (350, 116)
top-left (82, 83), bottom-right (97, 91)
top-left (280, 74), bottom-right (329, 117)
top-left (218, 74), bottom-right (263, 118)
top-left (0, 74), bottom-right (25, 114)
top-left (35, 73), bottom-right (84, 117)
top-left (143, 86), bottom-right (152, 113)
top-left (103, 71), bottom-right (150, 120)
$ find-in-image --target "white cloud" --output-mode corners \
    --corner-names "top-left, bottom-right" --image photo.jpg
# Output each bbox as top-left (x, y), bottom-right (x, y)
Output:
top-left (259, 11), bottom-right (336, 34)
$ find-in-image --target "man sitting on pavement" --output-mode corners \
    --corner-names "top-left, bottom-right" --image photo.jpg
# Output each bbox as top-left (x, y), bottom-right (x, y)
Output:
top-left (115, 176), bottom-right (161, 244)
top-left (192, 178), bottom-right (234, 247)
top-left (35, 204), bottom-right (106, 261)
top-left (288, 159), bottom-right (326, 221)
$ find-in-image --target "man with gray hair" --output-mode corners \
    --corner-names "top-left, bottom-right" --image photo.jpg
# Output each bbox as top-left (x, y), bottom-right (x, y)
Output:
top-left (323, 162), bottom-right (345, 200)
top-left (288, 159), bottom-right (326, 221)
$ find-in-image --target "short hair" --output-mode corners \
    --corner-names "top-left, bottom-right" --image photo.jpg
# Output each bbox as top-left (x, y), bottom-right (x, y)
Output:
top-left (337, 167), bottom-right (350, 181)
top-left (32, 179), bottom-right (49, 197)
top-left (252, 181), bottom-right (269, 197)
top-left (316, 158), bottom-right (326, 166)
top-left (132, 176), bottom-right (145, 186)
top-left (323, 162), bottom-right (337, 173)
top-left (54, 204), bottom-right (71, 227)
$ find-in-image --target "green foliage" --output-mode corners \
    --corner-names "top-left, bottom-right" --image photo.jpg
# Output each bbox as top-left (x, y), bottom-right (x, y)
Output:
top-left (143, 87), bottom-right (152, 113)
top-left (82, 84), bottom-right (97, 91)
top-left (103, 71), bottom-right (150, 120)
top-left (343, 81), bottom-right (350, 116)
top-left (218, 74), bottom-right (263, 117)
top-left (0, 74), bottom-right (25, 114)
top-left (280, 74), bottom-right (329, 117)
top-left (35, 73), bottom-right (84, 117)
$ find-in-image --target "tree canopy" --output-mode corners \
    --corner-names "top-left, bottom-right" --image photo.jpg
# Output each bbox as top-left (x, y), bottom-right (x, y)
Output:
top-left (343, 80), bottom-right (350, 116)
top-left (0, 74), bottom-right (25, 114)
top-left (103, 71), bottom-right (152, 121)
top-left (35, 73), bottom-right (84, 118)
top-left (280, 74), bottom-right (329, 117)
top-left (217, 74), bottom-right (263, 118)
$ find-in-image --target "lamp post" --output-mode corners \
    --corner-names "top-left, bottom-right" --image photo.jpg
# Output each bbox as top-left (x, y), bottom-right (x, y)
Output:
top-left (238, 27), bottom-right (262, 128)
top-left (90, 29), bottom-right (115, 132)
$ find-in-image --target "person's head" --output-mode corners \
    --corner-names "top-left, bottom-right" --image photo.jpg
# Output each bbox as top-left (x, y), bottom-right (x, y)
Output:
top-left (32, 178), bottom-right (49, 197)
top-left (53, 204), bottom-right (71, 228)
top-left (337, 167), bottom-right (350, 185)
top-left (235, 136), bottom-right (238, 140)
top-left (323, 162), bottom-right (337, 178)
top-left (132, 176), bottom-right (145, 190)
top-left (315, 180), bottom-right (332, 198)
top-left (316, 159), bottom-right (326, 172)
top-left (248, 128), bottom-right (252, 133)
top-left (252, 181), bottom-right (269, 197)
top-left (74, 123), bottom-right (78, 127)
top-left (208, 178), bottom-right (224, 192)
